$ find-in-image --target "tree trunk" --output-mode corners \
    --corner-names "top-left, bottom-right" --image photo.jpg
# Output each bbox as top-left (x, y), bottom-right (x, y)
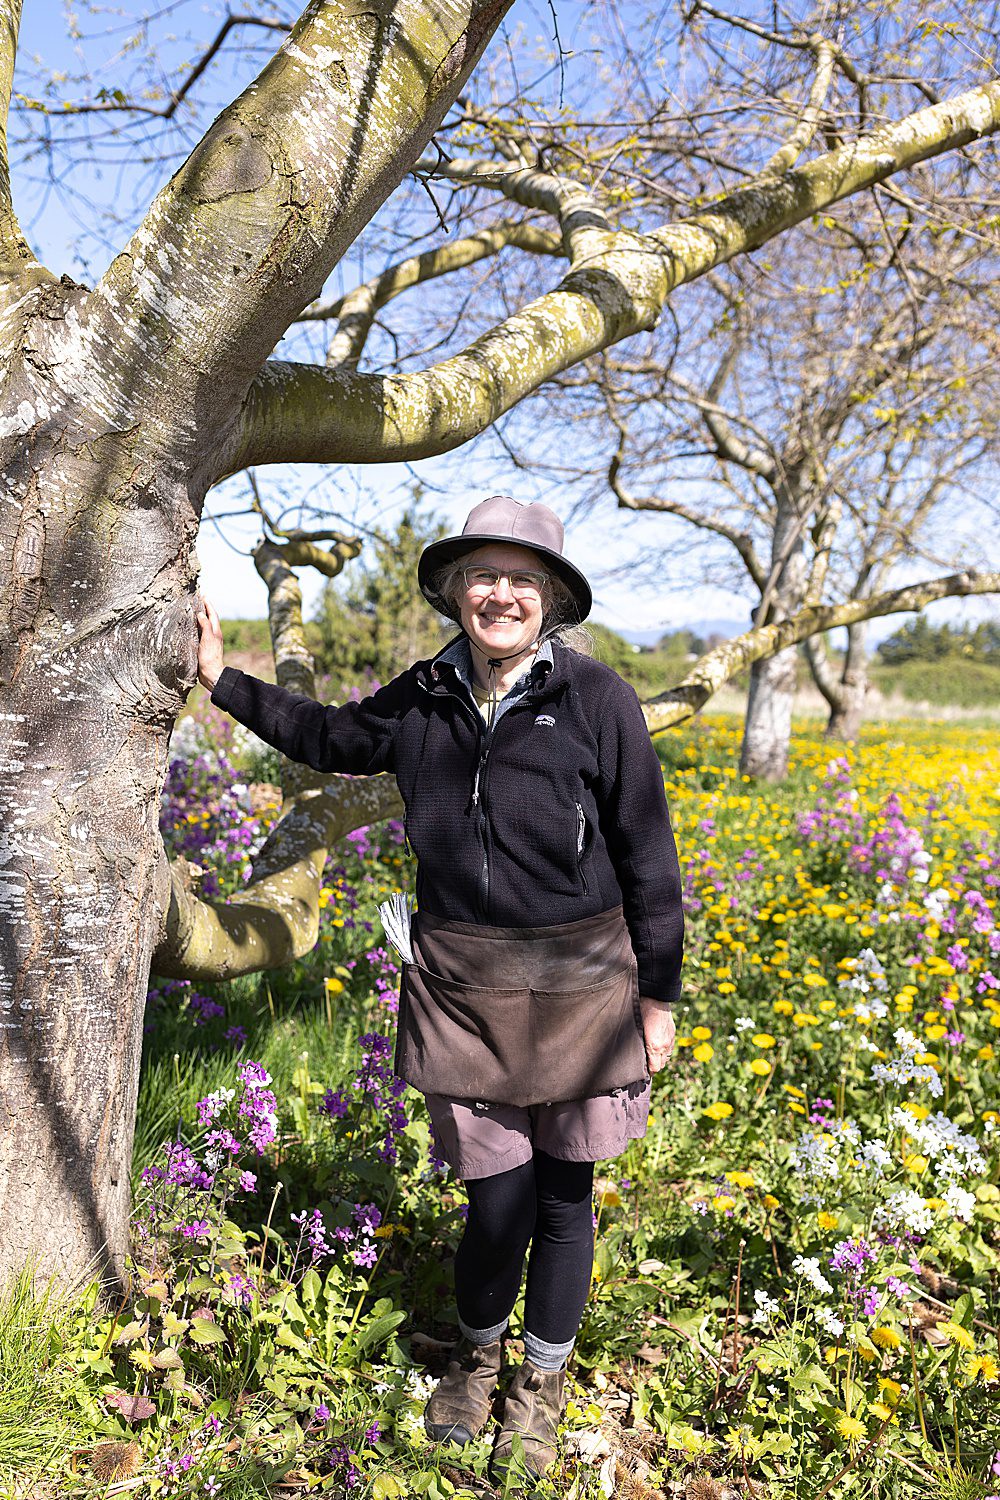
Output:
top-left (739, 498), bottom-right (808, 781)
top-left (825, 622), bottom-right (868, 741)
top-left (0, 310), bottom-right (197, 1289)
top-left (739, 646), bottom-right (798, 779)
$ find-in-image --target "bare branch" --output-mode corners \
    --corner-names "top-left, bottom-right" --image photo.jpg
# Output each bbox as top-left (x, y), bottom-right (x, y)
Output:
top-left (302, 220), bottom-right (561, 367)
top-left (756, 38), bottom-right (837, 178)
top-left (233, 78), bottom-right (1000, 472)
top-left (607, 411), bottom-right (767, 589)
top-left (153, 775), bottom-right (402, 980)
top-left (643, 569), bottom-right (1000, 733)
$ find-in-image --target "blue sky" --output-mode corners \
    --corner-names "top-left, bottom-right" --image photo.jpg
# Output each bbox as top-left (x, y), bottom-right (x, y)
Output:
top-left (11, 1), bottom-right (997, 643)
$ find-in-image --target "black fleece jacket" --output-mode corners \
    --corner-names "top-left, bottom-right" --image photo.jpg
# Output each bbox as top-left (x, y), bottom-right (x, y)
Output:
top-left (211, 642), bottom-right (684, 1003)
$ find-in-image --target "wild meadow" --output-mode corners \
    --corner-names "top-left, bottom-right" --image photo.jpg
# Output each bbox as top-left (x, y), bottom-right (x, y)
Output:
top-left (3, 705), bottom-right (999, 1500)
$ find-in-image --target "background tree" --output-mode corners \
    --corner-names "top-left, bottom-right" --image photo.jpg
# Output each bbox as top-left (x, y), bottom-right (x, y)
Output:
top-left (311, 505), bottom-right (450, 688)
top-left (3, 0), bottom-right (1000, 1287)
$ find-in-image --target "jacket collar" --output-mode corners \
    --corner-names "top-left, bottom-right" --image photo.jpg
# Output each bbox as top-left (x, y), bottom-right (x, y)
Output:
top-left (420, 633), bottom-right (558, 700)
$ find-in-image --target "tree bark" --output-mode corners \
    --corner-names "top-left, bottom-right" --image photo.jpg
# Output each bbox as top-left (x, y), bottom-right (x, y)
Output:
top-left (739, 498), bottom-right (809, 780)
top-left (0, 0), bottom-right (516, 1293)
top-left (825, 624), bottom-right (869, 741)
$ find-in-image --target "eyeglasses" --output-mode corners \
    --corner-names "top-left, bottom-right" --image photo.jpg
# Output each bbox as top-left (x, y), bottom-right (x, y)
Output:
top-left (462, 565), bottom-right (548, 596)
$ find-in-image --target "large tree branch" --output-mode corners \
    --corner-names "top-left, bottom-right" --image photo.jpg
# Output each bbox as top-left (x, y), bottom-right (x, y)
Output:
top-left (643, 569), bottom-right (1000, 733)
top-left (153, 775), bottom-right (403, 980)
top-left (231, 78), bottom-right (1000, 472)
top-left (88, 0), bottom-right (516, 425)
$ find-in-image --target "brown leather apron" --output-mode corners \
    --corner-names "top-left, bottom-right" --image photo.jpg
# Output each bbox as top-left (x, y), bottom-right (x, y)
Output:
top-left (394, 905), bottom-right (649, 1107)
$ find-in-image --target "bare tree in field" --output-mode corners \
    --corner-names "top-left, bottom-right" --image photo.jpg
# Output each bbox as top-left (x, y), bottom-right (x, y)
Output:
top-left (601, 224), bottom-right (999, 774)
top-left (2, 0), bottom-right (1000, 1286)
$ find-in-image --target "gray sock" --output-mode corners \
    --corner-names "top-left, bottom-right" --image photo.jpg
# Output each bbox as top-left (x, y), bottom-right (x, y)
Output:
top-left (458, 1313), bottom-right (508, 1346)
top-left (524, 1329), bottom-right (575, 1371)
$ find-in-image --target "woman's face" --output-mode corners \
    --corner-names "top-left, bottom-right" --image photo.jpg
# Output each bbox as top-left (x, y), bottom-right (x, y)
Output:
top-left (458, 542), bottom-right (547, 662)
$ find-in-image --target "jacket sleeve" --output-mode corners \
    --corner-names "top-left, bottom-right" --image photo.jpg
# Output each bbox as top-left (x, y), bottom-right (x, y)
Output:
top-left (595, 675), bottom-right (684, 1005)
top-left (210, 666), bottom-right (409, 775)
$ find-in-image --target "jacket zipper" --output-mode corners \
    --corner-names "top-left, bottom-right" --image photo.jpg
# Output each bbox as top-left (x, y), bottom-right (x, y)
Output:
top-left (575, 800), bottom-right (589, 895)
top-left (420, 664), bottom-right (555, 924)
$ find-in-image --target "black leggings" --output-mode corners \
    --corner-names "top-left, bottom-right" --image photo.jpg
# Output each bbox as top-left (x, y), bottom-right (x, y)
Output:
top-left (453, 1150), bottom-right (595, 1344)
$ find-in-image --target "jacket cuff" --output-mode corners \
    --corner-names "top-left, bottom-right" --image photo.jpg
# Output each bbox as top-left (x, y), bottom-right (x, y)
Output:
top-left (210, 665), bottom-right (242, 712)
top-left (637, 977), bottom-right (681, 1006)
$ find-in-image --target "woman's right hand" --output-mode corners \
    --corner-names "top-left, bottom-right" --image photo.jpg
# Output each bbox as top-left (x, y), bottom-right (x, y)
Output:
top-left (195, 595), bottom-right (225, 693)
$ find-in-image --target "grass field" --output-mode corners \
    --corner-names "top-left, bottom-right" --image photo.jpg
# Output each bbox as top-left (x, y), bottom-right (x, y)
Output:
top-left (3, 712), bottom-right (999, 1500)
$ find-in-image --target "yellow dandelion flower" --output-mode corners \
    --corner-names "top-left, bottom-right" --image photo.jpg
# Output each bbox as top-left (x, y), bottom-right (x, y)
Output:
top-left (855, 1341), bottom-right (878, 1363)
top-left (773, 998), bottom-right (795, 1016)
top-left (789, 1102), bottom-right (806, 1114)
top-left (692, 1025), bottom-right (713, 1040)
top-left (793, 1012), bottom-right (819, 1027)
top-left (817, 1211), bottom-right (838, 1230)
top-left (969, 1354), bottom-right (999, 1382)
top-left (762, 1194), bottom-right (780, 1210)
top-left (925, 1024), bottom-right (948, 1041)
top-left (870, 1326), bottom-right (903, 1350)
top-left (713, 1194), bottom-right (736, 1212)
top-left (869, 1401), bottom-right (893, 1421)
top-left (726, 1170), bottom-right (754, 1189)
top-left (978, 1044), bottom-right (995, 1061)
top-left (784, 1084), bottom-right (807, 1099)
top-left (693, 1042), bottom-right (715, 1063)
top-left (718, 982), bottom-right (737, 994)
top-left (878, 1378), bottom-right (902, 1404)
top-left (938, 1321), bottom-right (975, 1352)
top-left (703, 1101), bottom-right (734, 1120)
top-left (752, 1033), bottom-right (776, 1048)
top-left (801, 972), bottom-right (828, 988)
top-left (324, 976), bottom-right (344, 995)
top-left (903, 1154), bottom-right (929, 1174)
top-left (900, 1102), bottom-right (930, 1120)
top-left (749, 1059), bottom-right (771, 1077)
top-left (835, 1414), bottom-right (866, 1442)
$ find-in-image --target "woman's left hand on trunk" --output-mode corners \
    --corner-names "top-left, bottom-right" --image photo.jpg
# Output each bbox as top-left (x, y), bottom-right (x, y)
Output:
top-left (639, 997), bottom-right (676, 1074)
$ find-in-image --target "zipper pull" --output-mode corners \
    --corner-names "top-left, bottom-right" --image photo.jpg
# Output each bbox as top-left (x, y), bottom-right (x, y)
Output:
top-left (472, 762), bottom-right (481, 806)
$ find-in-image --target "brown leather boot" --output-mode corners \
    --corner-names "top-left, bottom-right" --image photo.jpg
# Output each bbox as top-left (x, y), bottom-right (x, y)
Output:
top-left (423, 1336), bottom-right (504, 1446)
top-left (489, 1358), bottom-right (566, 1480)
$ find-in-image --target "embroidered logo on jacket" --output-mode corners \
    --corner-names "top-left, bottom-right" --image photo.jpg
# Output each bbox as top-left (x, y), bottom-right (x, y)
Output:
top-left (534, 713), bottom-right (556, 727)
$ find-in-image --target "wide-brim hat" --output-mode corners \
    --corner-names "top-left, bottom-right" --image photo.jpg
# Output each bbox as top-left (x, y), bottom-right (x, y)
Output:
top-left (418, 495), bottom-right (592, 625)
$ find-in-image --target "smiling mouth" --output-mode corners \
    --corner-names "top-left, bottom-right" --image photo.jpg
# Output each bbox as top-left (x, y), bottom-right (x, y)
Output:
top-left (480, 612), bottom-right (521, 624)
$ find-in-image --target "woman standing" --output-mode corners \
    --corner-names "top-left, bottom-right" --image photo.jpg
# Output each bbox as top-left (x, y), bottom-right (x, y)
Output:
top-left (196, 496), bottom-right (682, 1481)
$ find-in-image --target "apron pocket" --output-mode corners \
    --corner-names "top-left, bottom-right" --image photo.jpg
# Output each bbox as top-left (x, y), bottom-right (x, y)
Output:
top-left (396, 957), bottom-right (648, 1107)
top-left (529, 964), bottom-right (648, 1103)
top-left (396, 962), bottom-right (532, 1103)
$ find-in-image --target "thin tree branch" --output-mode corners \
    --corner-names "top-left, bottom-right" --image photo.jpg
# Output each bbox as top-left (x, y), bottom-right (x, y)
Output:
top-left (299, 220), bottom-right (561, 368)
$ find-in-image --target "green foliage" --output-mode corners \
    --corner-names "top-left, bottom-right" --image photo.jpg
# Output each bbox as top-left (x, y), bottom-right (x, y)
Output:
top-left (871, 657), bottom-right (1000, 708)
top-left (219, 618), bottom-right (273, 657)
top-left (0, 1271), bottom-right (95, 1475)
top-left (589, 623), bottom-right (706, 697)
top-left (310, 505), bottom-right (451, 690)
top-left (877, 615), bottom-right (1000, 665)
